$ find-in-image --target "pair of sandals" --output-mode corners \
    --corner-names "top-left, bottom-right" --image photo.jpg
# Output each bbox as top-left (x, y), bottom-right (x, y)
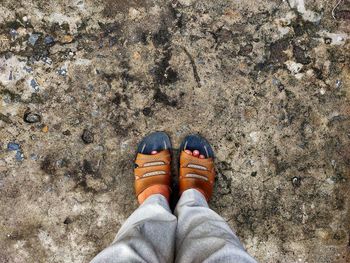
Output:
top-left (134, 132), bottom-right (215, 203)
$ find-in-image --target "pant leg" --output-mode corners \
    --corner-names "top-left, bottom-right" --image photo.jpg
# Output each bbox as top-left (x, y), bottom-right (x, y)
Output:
top-left (174, 189), bottom-right (257, 263)
top-left (91, 194), bottom-right (177, 263)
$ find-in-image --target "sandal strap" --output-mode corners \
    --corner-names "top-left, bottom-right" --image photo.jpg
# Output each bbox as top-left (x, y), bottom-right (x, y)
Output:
top-left (179, 151), bottom-right (215, 200)
top-left (180, 152), bottom-right (214, 170)
top-left (135, 165), bottom-right (171, 179)
top-left (134, 150), bottom-right (171, 196)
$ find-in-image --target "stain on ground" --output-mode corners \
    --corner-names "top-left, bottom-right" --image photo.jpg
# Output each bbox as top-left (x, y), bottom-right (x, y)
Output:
top-left (0, 0), bottom-right (349, 262)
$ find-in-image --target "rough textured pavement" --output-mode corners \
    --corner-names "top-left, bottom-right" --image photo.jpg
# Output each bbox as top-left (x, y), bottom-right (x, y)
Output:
top-left (0, 0), bottom-right (349, 262)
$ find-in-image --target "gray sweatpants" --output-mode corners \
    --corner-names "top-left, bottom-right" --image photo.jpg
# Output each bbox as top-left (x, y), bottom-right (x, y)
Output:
top-left (91, 189), bottom-right (257, 263)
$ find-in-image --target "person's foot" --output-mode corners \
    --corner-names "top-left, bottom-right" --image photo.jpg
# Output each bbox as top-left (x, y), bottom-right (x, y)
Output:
top-left (179, 135), bottom-right (215, 201)
top-left (137, 147), bottom-right (206, 202)
top-left (134, 132), bottom-right (172, 204)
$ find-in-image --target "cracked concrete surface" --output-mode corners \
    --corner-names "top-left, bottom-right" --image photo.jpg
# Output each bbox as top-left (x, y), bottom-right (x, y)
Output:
top-left (0, 0), bottom-right (349, 262)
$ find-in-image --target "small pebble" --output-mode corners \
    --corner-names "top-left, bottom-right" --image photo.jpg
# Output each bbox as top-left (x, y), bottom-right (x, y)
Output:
top-left (28, 34), bottom-right (39, 45)
top-left (57, 68), bottom-right (67, 76)
top-left (94, 145), bottom-right (104, 151)
top-left (91, 110), bottom-right (100, 117)
top-left (9, 29), bottom-right (17, 37)
top-left (292, 177), bottom-right (301, 187)
top-left (324, 38), bottom-right (332, 44)
top-left (42, 57), bottom-right (53, 65)
top-left (44, 35), bottom-right (55, 45)
top-left (64, 217), bottom-right (72, 224)
top-left (30, 79), bottom-right (39, 92)
top-left (87, 84), bottom-right (94, 91)
top-left (142, 107), bottom-right (152, 116)
top-left (335, 80), bottom-right (342, 89)
top-left (7, 142), bottom-right (20, 151)
top-left (62, 35), bottom-right (73, 43)
top-left (15, 151), bottom-right (24, 161)
top-left (23, 66), bottom-right (33, 73)
top-left (42, 125), bottom-right (49, 133)
top-left (82, 129), bottom-right (94, 144)
top-left (63, 130), bottom-right (71, 136)
top-left (24, 112), bottom-right (41, 123)
top-left (196, 58), bottom-right (205, 65)
top-left (30, 153), bottom-right (38, 160)
top-left (272, 78), bottom-right (280, 86)
top-left (331, 160), bottom-right (336, 168)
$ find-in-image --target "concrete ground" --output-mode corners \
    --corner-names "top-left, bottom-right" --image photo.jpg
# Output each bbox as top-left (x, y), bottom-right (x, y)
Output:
top-left (0, 0), bottom-right (349, 262)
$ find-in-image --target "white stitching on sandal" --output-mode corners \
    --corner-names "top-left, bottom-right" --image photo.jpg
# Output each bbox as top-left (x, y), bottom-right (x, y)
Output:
top-left (143, 161), bottom-right (165, 167)
top-left (187, 164), bottom-right (207, 170)
top-left (204, 145), bottom-right (209, 158)
top-left (141, 143), bottom-right (146, 153)
top-left (142, 171), bottom-right (166, 178)
top-left (185, 173), bottom-right (208, 181)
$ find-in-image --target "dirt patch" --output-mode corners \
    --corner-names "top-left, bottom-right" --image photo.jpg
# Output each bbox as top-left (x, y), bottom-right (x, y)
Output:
top-left (0, 0), bottom-right (349, 262)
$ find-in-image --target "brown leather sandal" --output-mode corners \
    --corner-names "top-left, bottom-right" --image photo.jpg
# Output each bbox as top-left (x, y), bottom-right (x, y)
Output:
top-left (134, 132), bottom-right (172, 202)
top-left (179, 135), bottom-right (215, 201)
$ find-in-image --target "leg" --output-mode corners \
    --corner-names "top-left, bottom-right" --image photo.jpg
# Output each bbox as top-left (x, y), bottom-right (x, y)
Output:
top-left (91, 132), bottom-right (176, 262)
top-left (176, 135), bottom-right (257, 262)
top-left (91, 194), bottom-right (177, 263)
top-left (174, 189), bottom-right (257, 263)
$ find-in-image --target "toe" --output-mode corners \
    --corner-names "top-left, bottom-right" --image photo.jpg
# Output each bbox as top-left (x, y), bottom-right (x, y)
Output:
top-left (193, 150), bottom-right (200, 157)
top-left (151, 150), bottom-right (158, 155)
top-left (185, 149), bottom-right (193, 155)
top-left (199, 154), bottom-right (205, 159)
